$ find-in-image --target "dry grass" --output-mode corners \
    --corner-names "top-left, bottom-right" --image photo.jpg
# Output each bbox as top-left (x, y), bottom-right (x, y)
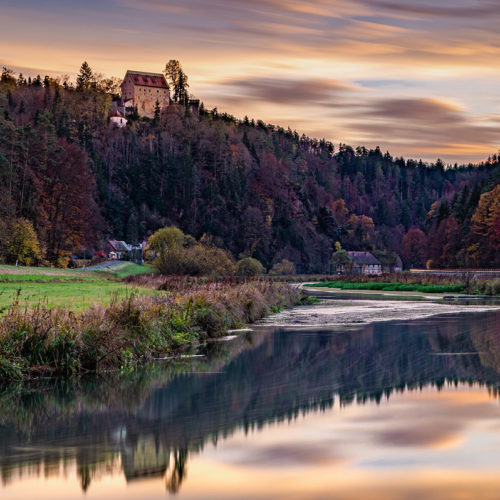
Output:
top-left (0, 279), bottom-right (305, 381)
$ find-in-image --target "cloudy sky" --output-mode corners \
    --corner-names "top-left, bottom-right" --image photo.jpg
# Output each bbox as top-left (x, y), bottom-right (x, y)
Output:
top-left (2, 0), bottom-right (500, 163)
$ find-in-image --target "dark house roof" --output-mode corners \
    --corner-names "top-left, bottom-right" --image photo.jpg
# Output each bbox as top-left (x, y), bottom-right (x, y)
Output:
top-left (122, 71), bottom-right (168, 89)
top-left (372, 252), bottom-right (403, 268)
top-left (107, 240), bottom-right (130, 252)
top-left (347, 251), bottom-right (381, 266)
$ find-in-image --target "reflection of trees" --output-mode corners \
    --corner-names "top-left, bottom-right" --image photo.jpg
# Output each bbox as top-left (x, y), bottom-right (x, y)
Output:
top-left (0, 311), bottom-right (499, 494)
top-left (165, 448), bottom-right (188, 494)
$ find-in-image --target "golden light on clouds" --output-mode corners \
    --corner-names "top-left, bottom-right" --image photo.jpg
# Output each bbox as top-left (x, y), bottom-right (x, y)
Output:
top-left (1, 0), bottom-right (500, 162)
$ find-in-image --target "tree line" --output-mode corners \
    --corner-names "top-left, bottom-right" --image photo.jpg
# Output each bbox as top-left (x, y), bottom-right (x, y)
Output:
top-left (0, 62), bottom-right (498, 270)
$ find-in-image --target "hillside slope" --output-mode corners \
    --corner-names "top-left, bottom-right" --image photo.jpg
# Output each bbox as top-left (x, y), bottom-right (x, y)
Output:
top-left (0, 77), bottom-right (498, 270)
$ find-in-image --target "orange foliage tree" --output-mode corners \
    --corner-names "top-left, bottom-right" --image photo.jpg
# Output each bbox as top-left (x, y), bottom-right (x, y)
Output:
top-left (470, 185), bottom-right (500, 266)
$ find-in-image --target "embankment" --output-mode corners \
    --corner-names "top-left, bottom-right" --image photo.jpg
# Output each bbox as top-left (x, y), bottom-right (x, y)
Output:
top-left (0, 279), bottom-right (306, 381)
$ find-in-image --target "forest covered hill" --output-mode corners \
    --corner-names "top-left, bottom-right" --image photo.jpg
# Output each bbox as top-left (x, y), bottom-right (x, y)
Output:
top-left (0, 66), bottom-right (499, 271)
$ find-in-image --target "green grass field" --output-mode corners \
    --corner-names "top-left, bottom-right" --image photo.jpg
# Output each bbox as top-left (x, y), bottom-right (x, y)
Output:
top-left (0, 262), bottom-right (157, 311)
top-left (94, 262), bottom-right (156, 279)
top-left (305, 281), bottom-right (465, 294)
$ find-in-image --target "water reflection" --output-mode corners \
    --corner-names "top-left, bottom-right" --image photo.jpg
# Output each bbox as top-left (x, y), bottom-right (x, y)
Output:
top-left (0, 309), bottom-right (499, 498)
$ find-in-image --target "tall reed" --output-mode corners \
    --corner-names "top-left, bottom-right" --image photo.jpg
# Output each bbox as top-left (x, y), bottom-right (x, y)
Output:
top-left (0, 280), bottom-right (305, 381)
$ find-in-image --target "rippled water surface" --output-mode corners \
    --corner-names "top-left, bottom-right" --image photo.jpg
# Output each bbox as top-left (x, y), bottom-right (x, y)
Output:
top-left (1, 300), bottom-right (500, 499)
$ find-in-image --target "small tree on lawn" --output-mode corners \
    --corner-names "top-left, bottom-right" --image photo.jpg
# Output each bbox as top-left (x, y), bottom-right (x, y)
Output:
top-left (148, 226), bottom-right (186, 274)
top-left (7, 219), bottom-right (41, 265)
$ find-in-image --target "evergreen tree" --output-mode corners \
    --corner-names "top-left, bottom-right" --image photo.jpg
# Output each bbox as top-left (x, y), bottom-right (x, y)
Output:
top-left (1, 67), bottom-right (15, 84)
top-left (76, 61), bottom-right (95, 92)
top-left (153, 100), bottom-right (160, 125)
top-left (164, 59), bottom-right (189, 104)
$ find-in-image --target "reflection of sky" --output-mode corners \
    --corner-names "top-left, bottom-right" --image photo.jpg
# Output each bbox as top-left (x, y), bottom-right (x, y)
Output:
top-left (2, 0), bottom-right (500, 162)
top-left (209, 387), bottom-right (500, 470)
top-left (3, 385), bottom-right (500, 499)
top-left (181, 386), bottom-right (500, 499)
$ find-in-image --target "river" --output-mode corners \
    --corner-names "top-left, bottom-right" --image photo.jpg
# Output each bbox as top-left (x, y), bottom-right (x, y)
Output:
top-left (0, 297), bottom-right (499, 499)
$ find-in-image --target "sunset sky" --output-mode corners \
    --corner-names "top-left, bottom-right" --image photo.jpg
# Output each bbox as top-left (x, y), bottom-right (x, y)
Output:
top-left (2, 0), bottom-right (500, 163)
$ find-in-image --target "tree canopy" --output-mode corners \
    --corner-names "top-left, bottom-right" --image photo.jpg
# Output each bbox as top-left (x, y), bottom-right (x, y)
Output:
top-left (0, 62), bottom-right (499, 269)
top-left (164, 59), bottom-right (189, 104)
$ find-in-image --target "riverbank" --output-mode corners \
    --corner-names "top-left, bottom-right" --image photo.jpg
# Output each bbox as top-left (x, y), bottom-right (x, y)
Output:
top-left (0, 279), bottom-right (306, 381)
top-left (261, 295), bottom-right (500, 328)
top-left (303, 273), bottom-right (500, 296)
top-left (303, 286), bottom-right (491, 301)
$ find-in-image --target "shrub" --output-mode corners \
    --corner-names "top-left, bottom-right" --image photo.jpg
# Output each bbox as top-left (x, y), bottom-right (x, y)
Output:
top-left (6, 218), bottom-right (42, 265)
top-left (183, 245), bottom-right (235, 278)
top-left (148, 226), bottom-right (237, 278)
top-left (236, 258), bottom-right (264, 278)
top-left (148, 226), bottom-right (186, 274)
top-left (476, 279), bottom-right (500, 296)
top-left (269, 259), bottom-right (296, 276)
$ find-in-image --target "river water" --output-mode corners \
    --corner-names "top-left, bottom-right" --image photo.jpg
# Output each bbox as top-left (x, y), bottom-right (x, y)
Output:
top-left (1, 298), bottom-right (500, 499)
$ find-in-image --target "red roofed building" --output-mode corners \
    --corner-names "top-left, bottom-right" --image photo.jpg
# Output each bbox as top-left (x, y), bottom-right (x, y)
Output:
top-left (121, 70), bottom-right (170, 118)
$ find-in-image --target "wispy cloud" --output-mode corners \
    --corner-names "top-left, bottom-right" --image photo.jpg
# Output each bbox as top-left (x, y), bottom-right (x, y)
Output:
top-left (218, 77), bottom-right (357, 106)
top-left (357, 0), bottom-right (500, 19)
top-left (1, 0), bottom-right (500, 162)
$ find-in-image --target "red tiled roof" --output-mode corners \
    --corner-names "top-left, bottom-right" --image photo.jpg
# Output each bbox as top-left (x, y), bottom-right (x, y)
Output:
top-left (122, 71), bottom-right (168, 89)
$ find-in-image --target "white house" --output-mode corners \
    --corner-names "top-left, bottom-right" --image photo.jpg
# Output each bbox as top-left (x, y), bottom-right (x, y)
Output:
top-left (109, 109), bottom-right (128, 128)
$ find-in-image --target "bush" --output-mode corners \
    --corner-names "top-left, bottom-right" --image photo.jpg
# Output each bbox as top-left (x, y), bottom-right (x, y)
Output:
top-left (6, 218), bottom-right (42, 265)
top-left (474, 279), bottom-right (500, 296)
top-left (148, 226), bottom-right (236, 278)
top-left (236, 257), bottom-right (264, 278)
top-left (183, 245), bottom-right (235, 278)
top-left (148, 226), bottom-right (185, 274)
top-left (269, 259), bottom-right (296, 276)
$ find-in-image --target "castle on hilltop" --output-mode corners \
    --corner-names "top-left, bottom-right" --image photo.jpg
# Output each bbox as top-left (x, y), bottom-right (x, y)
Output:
top-left (121, 70), bottom-right (170, 118)
top-left (109, 69), bottom-right (200, 125)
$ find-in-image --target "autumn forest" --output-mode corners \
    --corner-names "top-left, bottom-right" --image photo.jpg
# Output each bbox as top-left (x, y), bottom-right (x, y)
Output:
top-left (0, 64), bottom-right (499, 271)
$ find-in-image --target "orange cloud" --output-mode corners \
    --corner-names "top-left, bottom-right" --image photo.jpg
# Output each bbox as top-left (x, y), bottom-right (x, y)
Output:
top-left (1, 0), bottom-right (500, 162)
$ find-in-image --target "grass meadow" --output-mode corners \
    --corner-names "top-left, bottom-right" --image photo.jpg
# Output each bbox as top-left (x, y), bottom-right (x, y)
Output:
top-left (303, 273), bottom-right (500, 295)
top-left (305, 281), bottom-right (465, 294)
top-left (0, 262), bottom-right (156, 311)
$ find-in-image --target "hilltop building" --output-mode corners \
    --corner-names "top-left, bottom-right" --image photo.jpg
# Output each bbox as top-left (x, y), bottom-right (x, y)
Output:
top-left (121, 70), bottom-right (170, 118)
